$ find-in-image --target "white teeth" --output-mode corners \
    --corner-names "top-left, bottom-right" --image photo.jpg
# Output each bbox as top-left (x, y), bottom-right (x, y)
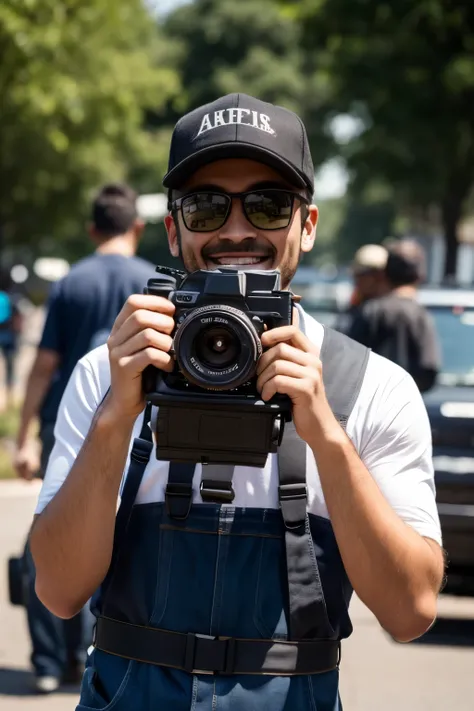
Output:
top-left (216, 257), bottom-right (265, 265)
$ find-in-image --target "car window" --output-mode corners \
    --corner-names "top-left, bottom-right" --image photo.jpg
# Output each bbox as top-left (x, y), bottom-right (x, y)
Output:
top-left (427, 306), bottom-right (474, 385)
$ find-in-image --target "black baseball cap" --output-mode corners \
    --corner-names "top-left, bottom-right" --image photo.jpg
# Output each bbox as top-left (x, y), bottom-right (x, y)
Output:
top-left (163, 93), bottom-right (315, 194)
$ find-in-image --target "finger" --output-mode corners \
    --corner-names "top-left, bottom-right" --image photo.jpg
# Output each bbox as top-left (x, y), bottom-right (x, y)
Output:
top-left (111, 328), bottom-right (174, 359)
top-left (257, 359), bottom-right (306, 393)
top-left (260, 325), bottom-right (315, 353)
top-left (111, 295), bottom-right (175, 335)
top-left (113, 345), bottom-right (175, 377)
top-left (261, 374), bottom-right (308, 402)
top-left (257, 342), bottom-right (311, 376)
top-left (109, 309), bottom-right (175, 349)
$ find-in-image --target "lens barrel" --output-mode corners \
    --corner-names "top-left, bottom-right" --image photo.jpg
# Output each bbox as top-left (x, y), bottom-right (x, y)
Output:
top-left (174, 304), bottom-right (262, 390)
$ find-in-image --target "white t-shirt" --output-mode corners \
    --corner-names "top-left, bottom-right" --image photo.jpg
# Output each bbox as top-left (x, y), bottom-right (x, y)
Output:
top-left (35, 309), bottom-right (442, 547)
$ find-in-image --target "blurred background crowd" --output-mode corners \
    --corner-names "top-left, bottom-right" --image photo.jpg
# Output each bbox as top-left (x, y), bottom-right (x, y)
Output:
top-left (2, 0), bottom-right (474, 707)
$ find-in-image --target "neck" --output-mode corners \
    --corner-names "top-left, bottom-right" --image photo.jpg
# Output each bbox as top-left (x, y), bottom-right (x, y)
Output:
top-left (391, 284), bottom-right (417, 299)
top-left (95, 233), bottom-right (136, 257)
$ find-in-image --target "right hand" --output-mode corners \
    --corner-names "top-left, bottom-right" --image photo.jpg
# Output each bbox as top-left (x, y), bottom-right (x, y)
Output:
top-left (14, 444), bottom-right (41, 481)
top-left (106, 294), bottom-right (176, 419)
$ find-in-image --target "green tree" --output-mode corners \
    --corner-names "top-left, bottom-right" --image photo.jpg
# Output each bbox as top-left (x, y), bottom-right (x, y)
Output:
top-left (158, 0), bottom-right (336, 169)
top-left (293, 0), bottom-right (474, 276)
top-left (0, 0), bottom-right (180, 260)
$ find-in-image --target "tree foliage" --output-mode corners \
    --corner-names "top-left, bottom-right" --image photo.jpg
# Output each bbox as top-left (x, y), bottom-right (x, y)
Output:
top-left (0, 0), bottom-right (179, 259)
top-left (158, 0), bottom-right (336, 169)
top-left (292, 0), bottom-right (474, 275)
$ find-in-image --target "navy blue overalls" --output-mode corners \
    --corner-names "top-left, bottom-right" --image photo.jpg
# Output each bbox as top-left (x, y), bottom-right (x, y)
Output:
top-left (76, 327), bottom-right (369, 711)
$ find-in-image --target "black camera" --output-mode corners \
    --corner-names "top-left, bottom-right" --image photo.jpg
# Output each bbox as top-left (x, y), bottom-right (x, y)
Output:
top-left (143, 266), bottom-right (294, 467)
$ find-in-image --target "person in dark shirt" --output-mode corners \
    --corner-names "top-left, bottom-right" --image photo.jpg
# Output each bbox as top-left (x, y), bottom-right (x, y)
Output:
top-left (13, 182), bottom-right (157, 693)
top-left (347, 240), bottom-right (440, 393)
top-left (0, 268), bottom-right (24, 411)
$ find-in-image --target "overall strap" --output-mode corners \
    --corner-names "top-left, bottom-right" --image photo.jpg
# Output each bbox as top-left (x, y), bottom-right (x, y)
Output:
top-left (278, 325), bottom-right (370, 641)
top-left (278, 422), bottom-right (335, 641)
top-left (166, 463), bottom-right (235, 518)
top-left (319, 327), bottom-right (370, 430)
top-left (165, 462), bottom-right (195, 519)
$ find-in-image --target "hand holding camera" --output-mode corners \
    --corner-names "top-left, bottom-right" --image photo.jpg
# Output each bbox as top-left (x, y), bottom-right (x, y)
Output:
top-left (106, 294), bottom-right (176, 420)
top-left (256, 325), bottom-right (329, 446)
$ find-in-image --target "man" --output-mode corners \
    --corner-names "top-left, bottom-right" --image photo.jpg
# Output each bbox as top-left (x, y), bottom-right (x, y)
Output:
top-left (336, 243), bottom-right (389, 335)
top-left (0, 267), bottom-right (23, 411)
top-left (14, 182), bottom-right (157, 693)
top-left (30, 94), bottom-right (444, 711)
top-left (347, 239), bottom-right (440, 393)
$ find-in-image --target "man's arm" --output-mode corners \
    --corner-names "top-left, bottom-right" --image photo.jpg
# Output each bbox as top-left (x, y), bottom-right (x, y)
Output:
top-left (31, 396), bottom-right (137, 618)
top-left (15, 282), bottom-right (64, 479)
top-left (15, 349), bottom-right (60, 478)
top-left (257, 326), bottom-right (444, 643)
top-left (30, 294), bottom-right (175, 618)
top-left (308, 431), bottom-right (443, 642)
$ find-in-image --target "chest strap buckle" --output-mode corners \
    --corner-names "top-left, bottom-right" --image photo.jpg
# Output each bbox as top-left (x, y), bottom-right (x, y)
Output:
top-left (200, 480), bottom-right (235, 503)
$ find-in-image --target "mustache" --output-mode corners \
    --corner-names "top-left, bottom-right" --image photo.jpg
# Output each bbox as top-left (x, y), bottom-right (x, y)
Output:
top-left (202, 239), bottom-right (275, 257)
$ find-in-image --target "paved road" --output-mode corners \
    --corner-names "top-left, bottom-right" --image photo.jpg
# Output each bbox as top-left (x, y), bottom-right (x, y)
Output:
top-left (1, 482), bottom-right (474, 710)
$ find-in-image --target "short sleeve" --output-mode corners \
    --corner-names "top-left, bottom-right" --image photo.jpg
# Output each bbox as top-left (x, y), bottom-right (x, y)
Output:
top-left (39, 281), bottom-right (64, 354)
top-left (35, 358), bottom-right (102, 515)
top-left (357, 369), bottom-right (442, 546)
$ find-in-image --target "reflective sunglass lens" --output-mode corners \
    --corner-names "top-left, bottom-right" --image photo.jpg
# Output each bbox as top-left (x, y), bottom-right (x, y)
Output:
top-left (244, 191), bottom-right (293, 230)
top-left (182, 193), bottom-right (229, 232)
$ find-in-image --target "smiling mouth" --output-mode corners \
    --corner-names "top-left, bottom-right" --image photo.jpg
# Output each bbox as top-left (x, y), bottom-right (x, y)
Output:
top-left (206, 254), bottom-right (273, 266)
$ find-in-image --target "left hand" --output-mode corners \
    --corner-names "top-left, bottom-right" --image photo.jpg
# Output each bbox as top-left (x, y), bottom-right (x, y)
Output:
top-left (256, 325), bottom-right (336, 445)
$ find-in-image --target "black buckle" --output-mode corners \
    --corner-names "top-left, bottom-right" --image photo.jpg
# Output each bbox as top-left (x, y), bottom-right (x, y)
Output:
top-left (165, 483), bottom-right (193, 520)
top-left (278, 483), bottom-right (307, 502)
top-left (184, 633), bottom-right (236, 675)
top-left (278, 483), bottom-right (307, 531)
top-left (130, 437), bottom-right (153, 464)
top-left (200, 480), bottom-right (235, 504)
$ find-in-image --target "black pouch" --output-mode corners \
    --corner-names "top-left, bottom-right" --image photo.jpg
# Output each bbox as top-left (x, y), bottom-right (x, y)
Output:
top-left (8, 555), bottom-right (29, 606)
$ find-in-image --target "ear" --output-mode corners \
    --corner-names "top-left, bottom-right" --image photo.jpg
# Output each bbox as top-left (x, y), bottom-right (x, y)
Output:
top-left (165, 214), bottom-right (179, 257)
top-left (300, 204), bottom-right (318, 254)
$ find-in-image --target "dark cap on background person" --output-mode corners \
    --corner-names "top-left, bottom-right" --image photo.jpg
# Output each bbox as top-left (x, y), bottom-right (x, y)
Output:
top-left (163, 93), bottom-right (315, 195)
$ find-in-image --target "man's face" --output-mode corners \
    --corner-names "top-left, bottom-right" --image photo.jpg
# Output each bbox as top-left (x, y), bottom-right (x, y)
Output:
top-left (165, 159), bottom-right (318, 290)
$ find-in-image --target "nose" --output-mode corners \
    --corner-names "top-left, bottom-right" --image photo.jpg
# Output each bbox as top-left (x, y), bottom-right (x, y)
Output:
top-left (217, 197), bottom-right (257, 242)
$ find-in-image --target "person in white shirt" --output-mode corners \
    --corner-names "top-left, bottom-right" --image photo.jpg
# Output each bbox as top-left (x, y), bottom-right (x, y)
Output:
top-left (30, 93), bottom-right (444, 711)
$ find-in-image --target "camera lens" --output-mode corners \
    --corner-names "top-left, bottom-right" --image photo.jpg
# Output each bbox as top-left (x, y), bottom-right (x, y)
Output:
top-left (195, 326), bottom-right (240, 369)
top-left (174, 305), bottom-right (262, 390)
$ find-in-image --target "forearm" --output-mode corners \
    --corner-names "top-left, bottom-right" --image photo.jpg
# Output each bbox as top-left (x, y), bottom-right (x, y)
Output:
top-left (310, 423), bottom-right (443, 642)
top-left (30, 396), bottom-right (136, 618)
top-left (17, 361), bottom-right (55, 447)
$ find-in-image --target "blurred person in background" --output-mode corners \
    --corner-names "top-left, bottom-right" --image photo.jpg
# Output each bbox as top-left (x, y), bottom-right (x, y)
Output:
top-left (336, 243), bottom-right (389, 334)
top-left (13, 182), bottom-right (157, 694)
top-left (347, 239), bottom-right (440, 393)
top-left (0, 267), bottom-right (24, 411)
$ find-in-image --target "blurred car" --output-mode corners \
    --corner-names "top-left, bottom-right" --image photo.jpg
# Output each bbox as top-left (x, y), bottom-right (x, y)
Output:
top-left (418, 287), bottom-right (474, 595)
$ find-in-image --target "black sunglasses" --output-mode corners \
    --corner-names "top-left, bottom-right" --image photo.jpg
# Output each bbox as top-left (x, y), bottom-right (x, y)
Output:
top-left (171, 189), bottom-right (309, 233)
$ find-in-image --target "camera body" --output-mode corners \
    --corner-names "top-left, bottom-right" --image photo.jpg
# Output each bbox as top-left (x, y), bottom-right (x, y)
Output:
top-left (143, 266), bottom-right (293, 467)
